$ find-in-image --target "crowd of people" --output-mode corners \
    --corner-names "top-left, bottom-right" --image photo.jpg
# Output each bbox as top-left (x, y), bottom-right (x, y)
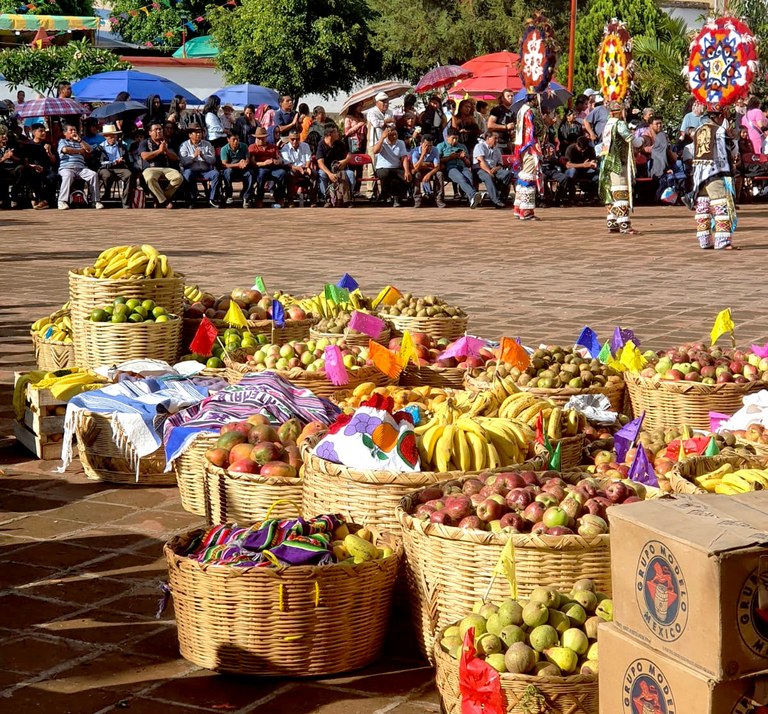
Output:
top-left (0, 81), bottom-right (762, 211)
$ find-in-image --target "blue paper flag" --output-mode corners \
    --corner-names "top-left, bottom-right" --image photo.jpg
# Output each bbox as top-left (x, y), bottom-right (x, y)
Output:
top-left (613, 411), bottom-right (646, 463)
top-left (575, 326), bottom-right (601, 358)
top-left (628, 442), bottom-right (658, 487)
top-left (271, 299), bottom-right (285, 327)
top-left (336, 273), bottom-right (359, 291)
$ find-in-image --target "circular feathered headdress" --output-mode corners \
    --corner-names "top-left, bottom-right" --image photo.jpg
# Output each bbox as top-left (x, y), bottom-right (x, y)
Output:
top-left (597, 18), bottom-right (634, 105)
top-left (686, 16), bottom-right (758, 111)
top-left (519, 13), bottom-right (558, 94)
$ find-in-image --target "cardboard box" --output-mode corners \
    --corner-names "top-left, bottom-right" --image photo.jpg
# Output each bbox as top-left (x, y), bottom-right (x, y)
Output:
top-left (599, 623), bottom-right (768, 714)
top-left (608, 492), bottom-right (768, 679)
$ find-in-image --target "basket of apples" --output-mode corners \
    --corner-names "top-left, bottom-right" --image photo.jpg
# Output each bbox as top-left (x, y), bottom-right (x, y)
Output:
top-left (395, 469), bottom-right (654, 662)
top-left (625, 344), bottom-right (768, 430)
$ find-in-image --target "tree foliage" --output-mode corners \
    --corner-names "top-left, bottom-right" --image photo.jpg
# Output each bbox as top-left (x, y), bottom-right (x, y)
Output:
top-left (367, 0), bottom-right (571, 83)
top-left (209, 0), bottom-right (379, 99)
top-left (110, 0), bottom-right (210, 48)
top-left (573, 0), bottom-right (667, 96)
top-left (728, 0), bottom-right (768, 96)
top-left (0, 40), bottom-right (130, 96)
top-left (0, 0), bottom-right (92, 15)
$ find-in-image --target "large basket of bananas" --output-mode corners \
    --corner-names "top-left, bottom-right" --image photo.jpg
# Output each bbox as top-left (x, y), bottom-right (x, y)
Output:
top-left (69, 245), bottom-right (184, 332)
top-left (667, 449), bottom-right (768, 495)
top-left (31, 307), bottom-right (76, 371)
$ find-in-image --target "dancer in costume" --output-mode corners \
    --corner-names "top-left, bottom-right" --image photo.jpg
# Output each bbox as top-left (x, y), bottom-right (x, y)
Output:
top-left (512, 98), bottom-right (546, 220)
top-left (598, 101), bottom-right (639, 235)
top-left (685, 16), bottom-right (757, 250)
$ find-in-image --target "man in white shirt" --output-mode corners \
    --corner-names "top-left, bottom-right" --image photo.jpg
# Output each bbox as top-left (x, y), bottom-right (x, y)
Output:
top-left (473, 131), bottom-right (512, 208)
top-left (373, 121), bottom-right (411, 207)
top-left (367, 92), bottom-right (393, 177)
top-left (280, 129), bottom-right (315, 206)
top-left (179, 124), bottom-right (221, 208)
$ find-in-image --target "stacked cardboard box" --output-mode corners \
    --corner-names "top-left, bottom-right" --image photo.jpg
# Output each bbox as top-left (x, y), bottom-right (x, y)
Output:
top-left (600, 491), bottom-right (768, 713)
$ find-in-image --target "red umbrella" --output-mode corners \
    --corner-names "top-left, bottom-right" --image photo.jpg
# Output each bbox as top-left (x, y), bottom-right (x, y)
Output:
top-left (415, 65), bottom-right (474, 94)
top-left (16, 98), bottom-right (89, 118)
top-left (452, 52), bottom-right (522, 97)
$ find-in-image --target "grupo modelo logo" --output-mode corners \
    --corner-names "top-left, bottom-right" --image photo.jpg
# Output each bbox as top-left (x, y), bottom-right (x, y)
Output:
top-left (623, 658), bottom-right (675, 714)
top-left (635, 540), bottom-right (688, 642)
top-left (737, 567), bottom-right (768, 658)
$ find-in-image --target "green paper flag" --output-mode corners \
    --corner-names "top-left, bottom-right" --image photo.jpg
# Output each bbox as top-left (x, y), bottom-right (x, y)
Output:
top-left (544, 433), bottom-right (554, 457)
top-left (549, 441), bottom-right (562, 471)
top-left (253, 276), bottom-right (266, 294)
top-left (704, 435), bottom-right (720, 457)
top-left (597, 340), bottom-right (612, 364)
top-left (324, 284), bottom-right (350, 304)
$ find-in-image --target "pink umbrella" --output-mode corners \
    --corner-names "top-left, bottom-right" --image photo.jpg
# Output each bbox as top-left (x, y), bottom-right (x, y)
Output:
top-left (16, 97), bottom-right (89, 118)
top-left (415, 65), bottom-right (474, 94)
top-left (451, 52), bottom-right (522, 98)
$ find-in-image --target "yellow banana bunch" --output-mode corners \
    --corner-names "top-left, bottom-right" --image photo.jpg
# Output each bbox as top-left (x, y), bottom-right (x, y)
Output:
top-left (498, 391), bottom-right (584, 436)
top-left (31, 306), bottom-right (73, 344)
top-left (184, 285), bottom-right (205, 303)
top-left (86, 244), bottom-right (174, 279)
top-left (296, 289), bottom-right (367, 320)
top-left (695, 465), bottom-right (768, 493)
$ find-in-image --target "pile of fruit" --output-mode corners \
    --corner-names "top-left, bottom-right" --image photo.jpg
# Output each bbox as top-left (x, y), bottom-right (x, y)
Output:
top-left (185, 288), bottom-right (308, 323)
top-left (331, 525), bottom-right (394, 563)
top-left (689, 462), bottom-right (768, 493)
top-left (389, 333), bottom-right (494, 369)
top-left (468, 346), bottom-right (623, 390)
top-left (408, 471), bottom-right (646, 533)
top-left (204, 415), bottom-right (303, 477)
top-left (88, 297), bottom-right (172, 324)
top-left (241, 339), bottom-right (371, 373)
top-left (180, 327), bottom-right (269, 369)
top-left (378, 294), bottom-right (466, 319)
top-left (335, 382), bottom-right (450, 415)
top-left (439, 580), bottom-right (611, 675)
top-left (31, 305), bottom-right (73, 344)
top-left (731, 422), bottom-right (768, 446)
top-left (81, 245), bottom-right (174, 279)
top-left (638, 343), bottom-right (768, 384)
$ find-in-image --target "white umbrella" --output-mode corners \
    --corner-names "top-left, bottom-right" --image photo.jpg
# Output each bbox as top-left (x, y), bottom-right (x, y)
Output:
top-left (338, 81), bottom-right (411, 116)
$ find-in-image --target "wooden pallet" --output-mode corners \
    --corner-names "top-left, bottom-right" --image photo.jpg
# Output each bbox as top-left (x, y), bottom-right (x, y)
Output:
top-left (14, 371), bottom-right (68, 412)
top-left (13, 420), bottom-right (63, 460)
top-left (13, 371), bottom-right (68, 460)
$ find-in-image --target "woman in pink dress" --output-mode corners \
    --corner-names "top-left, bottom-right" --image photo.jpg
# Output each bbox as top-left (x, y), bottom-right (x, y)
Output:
top-left (743, 97), bottom-right (767, 154)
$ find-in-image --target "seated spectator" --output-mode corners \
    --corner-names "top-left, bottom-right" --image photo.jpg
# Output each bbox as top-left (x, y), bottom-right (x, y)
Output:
top-left (540, 142), bottom-right (568, 205)
top-left (437, 127), bottom-right (481, 208)
top-left (274, 95), bottom-right (300, 142)
top-left (410, 134), bottom-right (445, 208)
top-left (487, 89), bottom-right (516, 152)
top-left (744, 96), bottom-right (768, 154)
top-left (235, 104), bottom-right (259, 145)
top-left (280, 129), bottom-right (315, 206)
top-left (179, 124), bottom-right (221, 208)
top-left (139, 122), bottom-right (183, 209)
top-left (22, 123), bottom-right (57, 209)
top-left (306, 106), bottom-right (333, 155)
top-left (473, 131), bottom-right (512, 208)
top-left (634, 107), bottom-right (655, 142)
top-left (558, 109), bottom-right (582, 148)
top-left (475, 101), bottom-right (489, 133)
top-left (452, 99), bottom-right (481, 155)
top-left (373, 121), bottom-right (411, 207)
top-left (248, 126), bottom-right (287, 208)
top-left (57, 124), bottom-right (101, 210)
top-left (419, 94), bottom-right (447, 137)
top-left (163, 120), bottom-right (183, 153)
top-left (316, 124), bottom-right (354, 207)
top-left (221, 104), bottom-right (235, 131)
top-left (564, 135), bottom-right (598, 201)
top-left (96, 124), bottom-right (135, 209)
top-left (398, 112), bottom-right (421, 149)
top-left (82, 118), bottom-right (103, 148)
top-left (0, 130), bottom-right (26, 208)
top-left (221, 131), bottom-right (254, 207)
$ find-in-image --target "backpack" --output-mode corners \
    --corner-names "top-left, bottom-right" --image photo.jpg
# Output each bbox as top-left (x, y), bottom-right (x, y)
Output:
top-left (326, 166), bottom-right (352, 207)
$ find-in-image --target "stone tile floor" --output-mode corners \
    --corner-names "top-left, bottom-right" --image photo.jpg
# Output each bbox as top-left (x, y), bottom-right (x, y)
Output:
top-left (0, 202), bottom-right (766, 712)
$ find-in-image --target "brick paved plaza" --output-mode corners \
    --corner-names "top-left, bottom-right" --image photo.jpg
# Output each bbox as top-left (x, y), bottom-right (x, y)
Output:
top-left (0, 203), bottom-right (767, 713)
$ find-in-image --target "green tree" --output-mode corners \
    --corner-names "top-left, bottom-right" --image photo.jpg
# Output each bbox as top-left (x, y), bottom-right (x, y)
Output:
top-left (367, 0), bottom-right (570, 83)
top-left (572, 0), bottom-right (667, 96)
top-left (0, 0), bottom-right (92, 15)
top-left (110, 0), bottom-right (210, 48)
top-left (728, 0), bottom-right (768, 96)
top-left (209, 0), bottom-right (379, 98)
top-left (0, 40), bottom-right (130, 96)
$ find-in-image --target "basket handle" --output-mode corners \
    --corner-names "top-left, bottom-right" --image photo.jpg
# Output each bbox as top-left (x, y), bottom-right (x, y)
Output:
top-left (264, 499), bottom-right (302, 520)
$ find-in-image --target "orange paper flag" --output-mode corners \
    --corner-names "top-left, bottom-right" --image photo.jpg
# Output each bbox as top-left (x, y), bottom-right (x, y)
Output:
top-left (369, 340), bottom-right (403, 379)
top-left (372, 285), bottom-right (403, 308)
top-left (499, 337), bottom-right (531, 370)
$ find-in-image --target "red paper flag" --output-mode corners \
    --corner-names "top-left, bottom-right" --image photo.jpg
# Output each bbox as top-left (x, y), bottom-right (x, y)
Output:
top-left (458, 629), bottom-right (504, 714)
top-left (189, 316), bottom-right (219, 357)
top-left (535, 411), bottom-right (545, 446)
top-left (369, 340), bottom-right (403, 379)
top-left (499, 337), bottom-right (530, 370)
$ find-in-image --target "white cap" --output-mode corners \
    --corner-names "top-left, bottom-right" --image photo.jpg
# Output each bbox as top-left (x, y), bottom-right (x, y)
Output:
top-left (594, 95), bottom-right (604, 104)
top-left (583, 88), bottom-right (598, 96)
top-left (374, 91), bottom-right (390, 101)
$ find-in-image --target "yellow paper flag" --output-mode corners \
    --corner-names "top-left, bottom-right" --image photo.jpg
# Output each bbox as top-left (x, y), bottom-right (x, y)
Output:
top-left (369, 340), bottom-right (403, 379)
top-left (224, 301), bottom-right (248, 328)
top-left (372, 285), bottom-right (403, 308)
top-left (399, 330), bottom-right (419, 369)
top-left (499, 337), bottom-right (531, 370)
top-left (710, 308), bottom-right (735, 346)
top-left (619, 340), bottom-right (646, 373)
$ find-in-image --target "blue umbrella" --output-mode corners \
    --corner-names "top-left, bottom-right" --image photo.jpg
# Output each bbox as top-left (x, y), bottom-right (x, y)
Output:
top-left (72, 70), bottom-right (201, 104)
top-left (211, 83), bottom-right (280, 109)
top-left (511, 81), bottom-right (572, 113)
top-left (90, 100), bottom-right (148, 119)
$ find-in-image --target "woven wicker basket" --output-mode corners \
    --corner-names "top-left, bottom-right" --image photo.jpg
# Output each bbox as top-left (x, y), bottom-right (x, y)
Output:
top-left (302, 433), bottom-right (547, 539)
top-left (667, 450), bottom-right (768, 495)
top-left (624, 372), bottom-right (764, 430)
top-left (174, 432), bottom-right (218, 516)
top-left (75, 316), bottom-right (182, 370)
top-left (203, 463), bottom-right (303, 524)
top-left (31, 331), bottom-right (76, 371)
top-left (520, 380), bottom-right (625, 414)
top-left (434, 635), bottom-right (598, 714)
top-left (74, 410), bottom-right (176, 485)
top-left (68, 269), bottom-right (185, 327)
top-left (309, 326), bottom-right (391, 348)
top-left (550, 433), bottom-right (586, 471)
top-left (224, 359), bottom-right (392, 398)
top-left (399, 364), bottom-right (466, 389)
top-left (384, 314), bottom-right (468, 341)
top-left (396, 472), bottom-right (615, 661)
top-left (183, 316), bottom-right (314, 350)
top-left (165, 524), bottom-right (402, 676)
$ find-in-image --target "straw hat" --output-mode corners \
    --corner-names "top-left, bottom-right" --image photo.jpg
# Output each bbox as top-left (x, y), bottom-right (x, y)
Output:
top-left (101, 124), bottom-right (121, 136)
